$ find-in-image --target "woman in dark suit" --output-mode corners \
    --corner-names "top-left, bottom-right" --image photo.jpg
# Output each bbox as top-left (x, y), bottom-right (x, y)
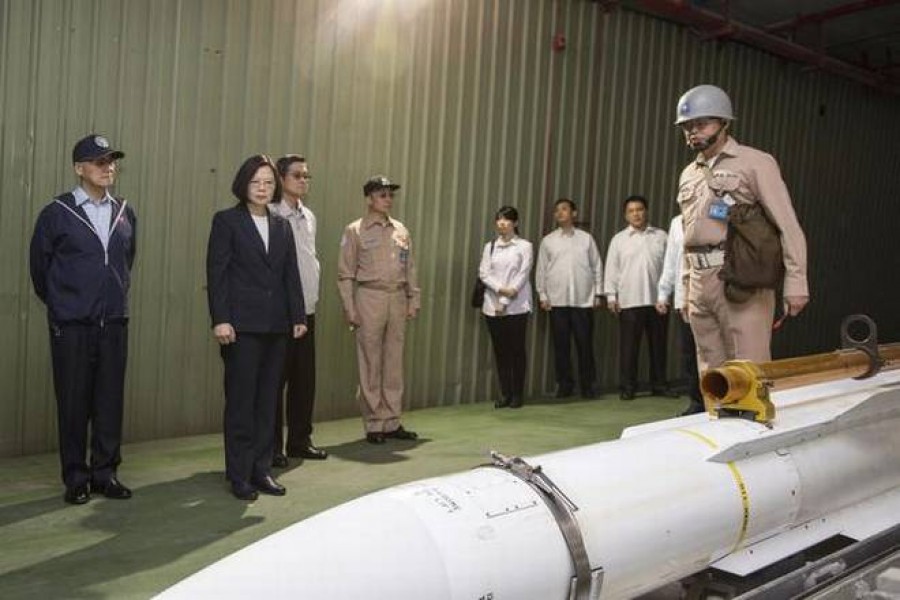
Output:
top-left (207, 154), bottom-right (307, 501)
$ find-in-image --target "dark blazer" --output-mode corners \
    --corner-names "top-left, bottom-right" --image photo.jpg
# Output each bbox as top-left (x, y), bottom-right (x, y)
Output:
top-left (30, 192), bottom-right (137, 325)
top-left (206, 204), bottom-right (306, 333)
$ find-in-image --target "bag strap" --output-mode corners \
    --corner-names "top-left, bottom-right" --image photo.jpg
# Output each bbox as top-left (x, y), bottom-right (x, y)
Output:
top-left (698, 160), bottom-right (725, 196)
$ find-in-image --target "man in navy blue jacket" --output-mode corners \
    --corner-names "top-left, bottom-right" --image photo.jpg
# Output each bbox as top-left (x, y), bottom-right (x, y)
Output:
top-left (29, 134), bottom-right (137, 505)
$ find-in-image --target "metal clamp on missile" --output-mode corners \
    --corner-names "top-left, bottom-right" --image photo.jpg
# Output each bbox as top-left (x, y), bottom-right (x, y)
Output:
top-left (489, 451), bottom-right (603, 600)
top-left (699, 315), bottom-right (899, 425)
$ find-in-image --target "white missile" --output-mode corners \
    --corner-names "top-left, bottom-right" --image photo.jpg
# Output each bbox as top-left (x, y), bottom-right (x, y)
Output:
top-left (159, 348), bottom-right (900, 599)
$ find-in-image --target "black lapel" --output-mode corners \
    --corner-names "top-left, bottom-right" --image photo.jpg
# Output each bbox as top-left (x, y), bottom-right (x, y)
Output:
top-left (267, 213), bottom-right (281, 265)
top-left (237, 204), bottom-right (270, 265)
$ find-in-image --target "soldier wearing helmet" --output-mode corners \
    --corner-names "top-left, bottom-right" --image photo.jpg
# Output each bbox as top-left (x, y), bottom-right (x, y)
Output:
top-left (673, 84), bottom-right (809, 373)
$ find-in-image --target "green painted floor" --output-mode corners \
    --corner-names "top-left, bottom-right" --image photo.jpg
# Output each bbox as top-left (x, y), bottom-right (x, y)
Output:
top-left (0, 393), bottom-right (683, 599)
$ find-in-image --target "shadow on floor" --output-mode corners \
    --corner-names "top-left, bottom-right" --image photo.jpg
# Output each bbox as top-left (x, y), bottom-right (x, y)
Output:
top-left (319, 437), bottom-right (431, 465)
top-left (0, 471), bottom-right (262, 599)
top-left (0, 493), bottom-right (65, 528)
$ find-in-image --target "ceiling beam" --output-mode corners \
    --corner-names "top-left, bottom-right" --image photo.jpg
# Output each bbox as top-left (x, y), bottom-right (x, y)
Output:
top-left (625, 0), bottom-right (900, 95)
top-left (764, 0), bottom-right (900, 34)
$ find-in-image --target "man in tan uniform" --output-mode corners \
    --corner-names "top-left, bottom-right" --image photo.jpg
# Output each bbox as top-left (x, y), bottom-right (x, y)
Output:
top-left (338, 175), bottom-right (421, 444)
top-left (674, 84), bottom-right (809, 372)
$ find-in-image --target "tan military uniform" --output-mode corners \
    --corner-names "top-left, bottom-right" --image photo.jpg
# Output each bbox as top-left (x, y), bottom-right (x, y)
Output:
top-left (678, 137), bottom-right (808, 372)
top-left (337, 214), bottom-right (421, 433)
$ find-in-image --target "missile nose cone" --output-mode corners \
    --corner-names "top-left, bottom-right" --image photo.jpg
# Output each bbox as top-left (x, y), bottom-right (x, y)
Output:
top-left (159, 469), bottom-right (575, 599)
top-left (159, 494), bottom-right (453, 599)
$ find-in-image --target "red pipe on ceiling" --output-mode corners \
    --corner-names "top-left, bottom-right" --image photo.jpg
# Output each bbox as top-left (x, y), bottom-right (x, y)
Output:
top-left (764, 0), bottom-right (900, 34)
top-left (626, 0), bottom-right (900, 95)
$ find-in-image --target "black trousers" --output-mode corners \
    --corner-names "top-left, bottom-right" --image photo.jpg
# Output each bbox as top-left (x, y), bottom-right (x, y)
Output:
top-left (221, 333), bottom-right (286, 484)
top-left (679, 316), bottom-right (702, 404)
top-left (549, 307), bottom-right (596, 394)
top-left (49, 322), bottom-right (127, 488)
top-left (485, 313), bottom-right (528, 400)
top-left (275, 314), bottom-right (316, 454)
top-left (618, 306), bottom-right (668, 393)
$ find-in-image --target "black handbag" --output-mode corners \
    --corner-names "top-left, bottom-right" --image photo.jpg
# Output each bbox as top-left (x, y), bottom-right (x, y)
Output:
top-left (470, 240), bottom-right (496, 308)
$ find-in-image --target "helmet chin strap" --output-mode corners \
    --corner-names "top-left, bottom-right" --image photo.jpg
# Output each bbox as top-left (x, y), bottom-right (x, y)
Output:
top-left (688, 122), bottom-right (726, 151)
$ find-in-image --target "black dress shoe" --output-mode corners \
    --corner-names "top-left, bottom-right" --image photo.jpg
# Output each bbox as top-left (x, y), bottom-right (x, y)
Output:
top-left (385, 426), bottom-right (418, 440)
top-left (289, 445), bottom-right (328, 460)
top-left (252, 475), bottom-right (286, 496)
top-left (92, 477), bottom-right (132, 499)
top-left (366, 432), bottom-right (386, 444)
top-left (64, 485), bottom-right (90, 505)
top-left (494, 397), bottom-right (511, 409)
top-left (620, 391), bottom-right (636, 401)
top-left (508, 396), bottom-right (523, 409)
top-left (231, 481), bottom-right (259, 501)
top-left (272, 453), bottom-right (289, 468)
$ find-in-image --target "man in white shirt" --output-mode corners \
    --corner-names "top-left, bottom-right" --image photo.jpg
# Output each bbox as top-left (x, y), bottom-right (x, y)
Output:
top-left (604, 195), bottom-right (671, 400)
top-left (270, 155), bottom-right (328, 466)
top-left (656, 214), bottom-right (704, 415)
top-left (535, 199), bottom-right (604, 399)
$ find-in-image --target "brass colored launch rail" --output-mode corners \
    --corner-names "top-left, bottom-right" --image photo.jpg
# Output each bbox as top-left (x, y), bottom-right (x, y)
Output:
top-left (700, 343), bottom-right (900, 423)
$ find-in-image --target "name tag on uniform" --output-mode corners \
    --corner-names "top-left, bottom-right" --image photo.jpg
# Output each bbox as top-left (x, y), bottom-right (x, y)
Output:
top-left (361, 236), bottom-right (381, 249)
top-left (709, 200), bottom-right (730, 221)
top-left (399, 249), bottom-right (409, 264)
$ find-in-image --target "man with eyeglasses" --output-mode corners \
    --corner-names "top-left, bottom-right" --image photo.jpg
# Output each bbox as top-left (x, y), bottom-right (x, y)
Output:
top-left (29, 134), bottom-right (137, 505)
top-left (674, 85), bottom-right (809, 373)
top-left (337, 176), bottom-right (421, 444)
top-left (269, 155), bottom-right (328, 467)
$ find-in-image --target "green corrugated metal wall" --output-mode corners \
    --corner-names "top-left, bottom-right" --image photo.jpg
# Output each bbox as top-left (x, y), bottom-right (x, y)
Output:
top-left (2, 0), bottom-right (899, 457)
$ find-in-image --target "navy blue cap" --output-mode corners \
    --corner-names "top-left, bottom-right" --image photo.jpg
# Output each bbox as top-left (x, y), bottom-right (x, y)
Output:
top-left (363, 175), bottom-right (400, 196)
top-left (72, 134), bottom-right (125, 163)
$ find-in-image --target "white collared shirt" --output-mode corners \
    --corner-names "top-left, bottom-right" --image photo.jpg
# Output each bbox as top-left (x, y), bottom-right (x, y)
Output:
top-left (535, 227), bottom-right (604, 307)
top-left (270, 198), bottom-right (320, 314)
top-left (251, 214), bottom-right (269, 252)
top-left (604, 224), bottom-right (668, 309)
top-left (73, 186), bottom-right (114, 249)
top-left (479, 236), bottom-right (533, 316)
top-left (657, 214), bottom-right (685, 309)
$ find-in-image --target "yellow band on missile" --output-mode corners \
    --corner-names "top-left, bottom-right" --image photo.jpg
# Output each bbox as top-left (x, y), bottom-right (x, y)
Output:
top-left (726, 462), bottom-right (750, 551)
top-left (676, 429), bottom-right (751, 552)
top-left (676, 428), bottom-right (718, 449)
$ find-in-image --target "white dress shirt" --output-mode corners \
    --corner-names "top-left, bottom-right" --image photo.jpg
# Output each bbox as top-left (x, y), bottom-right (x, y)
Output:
top-left (270, 198), bottom-right (320, 314)
top-left (479, 236), bottom-right (533, 317)
top-left (535, 227), bottom-right (604, 307)
top-left (657, 214), bottom-right (685, 309)
top-left (73, 186), bottom-right (114, 249)
top-left (604, 225), bottom-right (668, 309)
top-left (251, 214), bottom-right (269, 251)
